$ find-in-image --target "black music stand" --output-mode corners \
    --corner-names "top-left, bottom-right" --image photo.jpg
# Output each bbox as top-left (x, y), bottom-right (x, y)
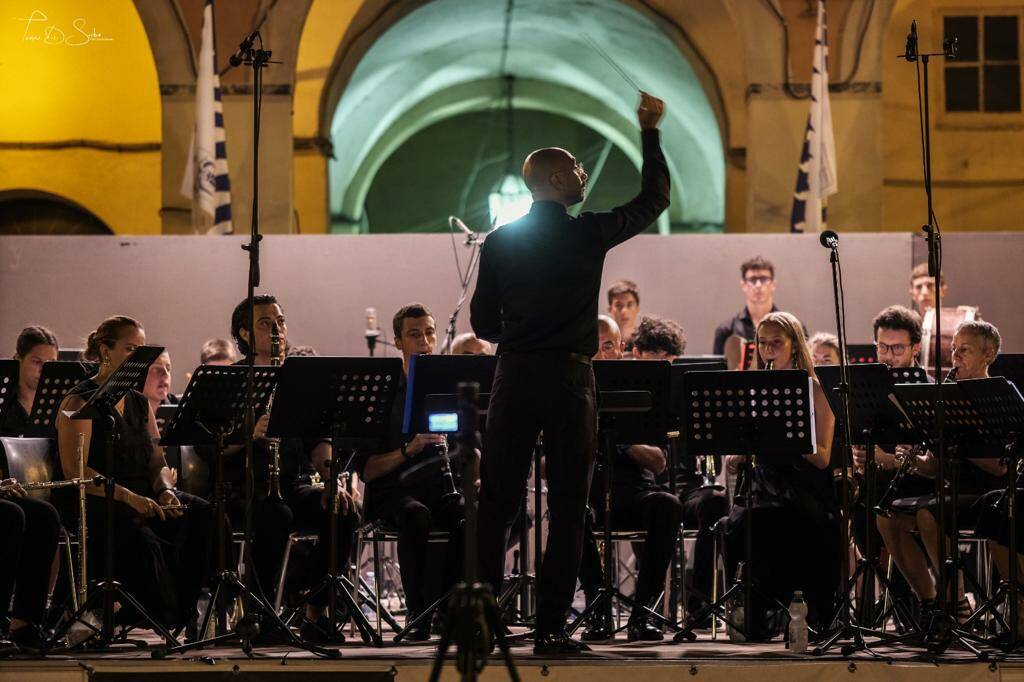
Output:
top-left (154, 364), bottom-right (322, 658)
top-left (816, 364), bottom-right (927, 645)
top-left (891, 379), bottom-right (994, 658)
top-left (392, 354), bottom-right (496, 642)
top-left (567, 359), bottom-right (676, 639)
top-left (674, 369), bottom-right (817, 643)
top-left (49, 346), bottom-right (175, 651)
top-left (949, 378), bottom-right (1024, 650)
top-left (0, 360), bottom-right (19, 434)
top-left (266, 356), bottom-right (404, 647)
top-left (23, 361), bottom-right (96, 437)
top-left (847, 344), bottom-right (879, 365)
top-left (992, 354), bottom-right (1024, 394)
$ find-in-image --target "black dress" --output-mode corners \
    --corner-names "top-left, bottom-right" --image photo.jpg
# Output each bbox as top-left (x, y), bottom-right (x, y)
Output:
top-left (722, 458), bottom-right (841, 637)
top-left (57, 379), bottom-right (213, 629)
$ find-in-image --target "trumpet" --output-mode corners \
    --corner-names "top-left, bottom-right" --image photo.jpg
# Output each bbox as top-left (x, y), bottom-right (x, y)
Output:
top-left (265, 323), bottom-right (283, 501)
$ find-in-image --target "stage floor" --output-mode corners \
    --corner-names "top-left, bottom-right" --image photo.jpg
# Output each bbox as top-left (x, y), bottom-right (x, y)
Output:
top-left (3, 630), bottom-right (1024, 682)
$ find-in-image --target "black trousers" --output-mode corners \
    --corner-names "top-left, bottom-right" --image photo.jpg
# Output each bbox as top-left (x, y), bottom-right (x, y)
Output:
top-left (479, 353), bottom-right (597, 634)
top-left (367, 491), bottom-right (464, 615)
top-left (229, 484), bottom-right (359, 608)
top-left (81, 490), bottom-right (213, 629)
top-left (680, 486), bottom-right (730, 610)
top-left (579, 487), bottom-right (683, 608)
top-left (0, 496), bottom-right (60, 626)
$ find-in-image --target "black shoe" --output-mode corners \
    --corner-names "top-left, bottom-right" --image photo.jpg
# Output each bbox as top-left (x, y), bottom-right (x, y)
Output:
top-left (534, 630), bottom-right (591, 656)
top-left (0, 639), bottom-right (17, 658)
top-left (8, 625), bottom-right (47, 654)
top-left (627, 612), bottom-right (663, 642)
top-left (404, 611), bottom-right (431, 642)
top-left (300, 616), bottom-right (345, 644)
top-left (581, 615), bottom-right (613, 643)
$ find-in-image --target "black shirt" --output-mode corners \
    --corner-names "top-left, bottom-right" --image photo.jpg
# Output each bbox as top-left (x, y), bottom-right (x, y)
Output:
top-left (351, 378), bottom-right (451, 517)
top-left (712, 305), bottom-right (807, 356)
top-left (1, 399), bottom-right (30, 436)
top-left (470, 129), bottom-right (670, 356)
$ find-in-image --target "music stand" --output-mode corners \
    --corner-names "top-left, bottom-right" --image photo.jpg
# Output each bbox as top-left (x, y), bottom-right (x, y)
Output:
top-left (0, 360), bottom-right (19, 434)
top-left (48, 346), bottom-right (176, 650)
top-left (992, 354), bottom-right (1024, 394)
top-left (674, 369), bottom-right (816, 643)
top-left (268, 356), bottom-right (403, 647)
top-left (949, 378), bottom-right (1024, 650)
top-left (815, 364), bottom-right (926, 644)
top-left (567, 359), bottom-right (675, 639)
top-left (891, 380), bottom-right (996, 658)
top-left (23, 361), bottom-right (97, 437)
top-left (155, 364), bottom-right (317, 657)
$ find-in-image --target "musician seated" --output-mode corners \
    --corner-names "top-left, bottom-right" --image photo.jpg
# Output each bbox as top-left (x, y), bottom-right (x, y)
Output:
top-left (850, 306), bottom-right (938, 612)
top-left (579, 315), bottom-right (689, 642)
top-left (228, 295), bottom-right (359, 643)
top-left (199, 338), bottom-right (238, 366)
top-left (934, 321), bottom-right (1009, 621)
top-left (142, 351), bottom-right (177, 414)
top-left (55, 316), bottom-right (213, 637)
top-left (723, 312), bottom-right (838, 639)
top-left (909, 262), bottom-right (948, 317)
top-left (606, 280), bottom-right (640, 354)
top-left (2, 326), bottom-right (59, 436)
top-left (352, 304), bottom-right (466, 642)
top-left (809, 332), bottom-right (840, 366)
top-left (712, 256), bottom-right (806, 356)
top-left (451, 332), bottom-right (492, 355)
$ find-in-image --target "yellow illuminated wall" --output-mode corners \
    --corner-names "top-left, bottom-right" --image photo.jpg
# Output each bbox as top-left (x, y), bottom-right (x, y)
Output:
top-left (0, 0), bottom-right (161, 233)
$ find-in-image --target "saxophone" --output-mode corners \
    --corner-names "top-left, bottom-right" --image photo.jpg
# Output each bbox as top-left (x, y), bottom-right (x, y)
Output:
top-left (265, 324), bottom-right (283, 500)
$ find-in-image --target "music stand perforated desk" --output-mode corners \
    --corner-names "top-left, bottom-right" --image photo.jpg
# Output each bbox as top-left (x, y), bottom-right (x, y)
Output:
top-left (0, 360), bottom-right (19, 434)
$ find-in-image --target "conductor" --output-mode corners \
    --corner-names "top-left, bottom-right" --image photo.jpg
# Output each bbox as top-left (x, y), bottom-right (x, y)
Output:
top-left (471, 91), bottom-right (669, 654)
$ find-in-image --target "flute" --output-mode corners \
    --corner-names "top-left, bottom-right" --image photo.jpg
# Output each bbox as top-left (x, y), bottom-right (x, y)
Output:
top-left (21, 475), bottom-right (104, 491)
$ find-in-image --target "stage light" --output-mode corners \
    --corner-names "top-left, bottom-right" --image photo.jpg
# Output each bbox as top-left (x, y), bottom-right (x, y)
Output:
top-left (488, 173), bottom-right (531, 227)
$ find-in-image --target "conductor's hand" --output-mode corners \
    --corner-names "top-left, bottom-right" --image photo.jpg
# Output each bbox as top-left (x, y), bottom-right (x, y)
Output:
top-left (407, 433), bottom-right (446, 457)
top-left (637, 91), bottom-right (665, 130)
top-left (254, 414), bottom-right (270, 440)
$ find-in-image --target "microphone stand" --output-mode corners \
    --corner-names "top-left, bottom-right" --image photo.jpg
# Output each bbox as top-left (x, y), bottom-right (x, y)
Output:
top-left (166, 31), bottom-right (336, 659)
top-left (812, 231), bottom-right (871, 656)
top-left (899, 22), bottom-right (976, 657)
top-left (439, 218), bottom-right (485, 355)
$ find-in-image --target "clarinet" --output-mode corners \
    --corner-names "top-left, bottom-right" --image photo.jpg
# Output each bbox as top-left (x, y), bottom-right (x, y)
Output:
top-left (876, 366), bottom-right (958, 516)
top-left (265, 324), bottom-right (283, 501)
top-left (438, 438), bottom-right (459, 499)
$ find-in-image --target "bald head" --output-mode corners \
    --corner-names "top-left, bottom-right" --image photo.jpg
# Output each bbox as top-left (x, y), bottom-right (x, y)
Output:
top-left (522, 147), bottom-right (587, 205)
top-left (596, 314), bottom-right (623, 359)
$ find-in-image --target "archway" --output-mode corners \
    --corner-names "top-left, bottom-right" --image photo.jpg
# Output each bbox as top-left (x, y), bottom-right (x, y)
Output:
top-left (325, 0), bottom-right (725, 233)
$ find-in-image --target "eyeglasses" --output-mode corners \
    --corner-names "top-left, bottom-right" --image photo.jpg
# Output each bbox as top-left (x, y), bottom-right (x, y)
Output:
top-left (875, 342), bottom-right (909, 355)
top-left (743, 276), bottom-right (773, 287)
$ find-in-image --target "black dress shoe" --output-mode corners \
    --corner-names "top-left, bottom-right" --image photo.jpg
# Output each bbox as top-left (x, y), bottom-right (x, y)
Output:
top-left (626, 614), bottom-right (663, 642)
top-left (581, 616), bottom-right (613, 643)
top-left (534, 630), bottom-right (591, 656)
top-left (8, 625), bottom-right (47, 654)
top-left (300, 616), bottom-right (346, 644)
top-left (404, 612), bottom-right (431, 642)
top-left (0, 639), bottom-right (17, 658)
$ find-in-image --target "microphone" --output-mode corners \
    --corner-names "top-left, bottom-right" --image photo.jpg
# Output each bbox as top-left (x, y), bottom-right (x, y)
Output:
top-left (904, 20), bottom-right (918, 62)
top-left (365, 307), bottom-right (380, 356)
top-left (229, 31), bottom-right (259, 67)
top-left (449, 216), bottom-right (478, 244)
top-left (819, 230), bottom-right (839, 249)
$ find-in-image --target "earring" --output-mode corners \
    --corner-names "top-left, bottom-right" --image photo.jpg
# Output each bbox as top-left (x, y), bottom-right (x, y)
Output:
top-left (102, 356), bottom-right (110, 367)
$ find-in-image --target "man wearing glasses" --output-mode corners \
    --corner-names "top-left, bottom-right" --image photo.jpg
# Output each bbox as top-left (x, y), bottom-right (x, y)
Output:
top-left (712, 256), bottom-right (805, 355)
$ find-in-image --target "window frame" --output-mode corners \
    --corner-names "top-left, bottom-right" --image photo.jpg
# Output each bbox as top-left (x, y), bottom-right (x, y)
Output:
top-left (937, 6), bottom-right (1024, 128)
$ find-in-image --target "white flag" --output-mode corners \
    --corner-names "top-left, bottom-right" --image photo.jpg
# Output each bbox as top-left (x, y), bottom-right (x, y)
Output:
top-left (790, 0), bottom-right (838, 233)
top-left (181, 0), bottom-right (232, 235)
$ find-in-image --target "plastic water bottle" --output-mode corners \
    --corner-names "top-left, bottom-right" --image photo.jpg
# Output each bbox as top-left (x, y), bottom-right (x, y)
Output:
top-left (788, 591), bottom-right (808, 653)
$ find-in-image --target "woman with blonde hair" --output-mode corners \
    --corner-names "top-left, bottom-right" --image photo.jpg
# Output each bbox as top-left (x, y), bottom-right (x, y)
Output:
top-left (723, 311), bottom-right (839, 639)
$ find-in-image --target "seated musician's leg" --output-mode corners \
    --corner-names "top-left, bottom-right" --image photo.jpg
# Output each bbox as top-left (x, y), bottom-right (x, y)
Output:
top-left (624, 490), bottom-right (681, 641)
top-left (682, 487), bottom-right (729, 614)
top-left (877, 514), bottom-right (936, 602)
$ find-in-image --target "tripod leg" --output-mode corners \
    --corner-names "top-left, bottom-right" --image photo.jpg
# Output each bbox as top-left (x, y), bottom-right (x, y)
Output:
top-left (485, 592), bottom-right (522, 682)
top-left (336, 576), bottom-right (383, 646)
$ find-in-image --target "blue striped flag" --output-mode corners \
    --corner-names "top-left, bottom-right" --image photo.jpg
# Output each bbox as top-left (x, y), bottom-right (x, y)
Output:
top-left (181, 0), bottom-right (232, 234)
top-left (790, 0), bottom-right (837, 233)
